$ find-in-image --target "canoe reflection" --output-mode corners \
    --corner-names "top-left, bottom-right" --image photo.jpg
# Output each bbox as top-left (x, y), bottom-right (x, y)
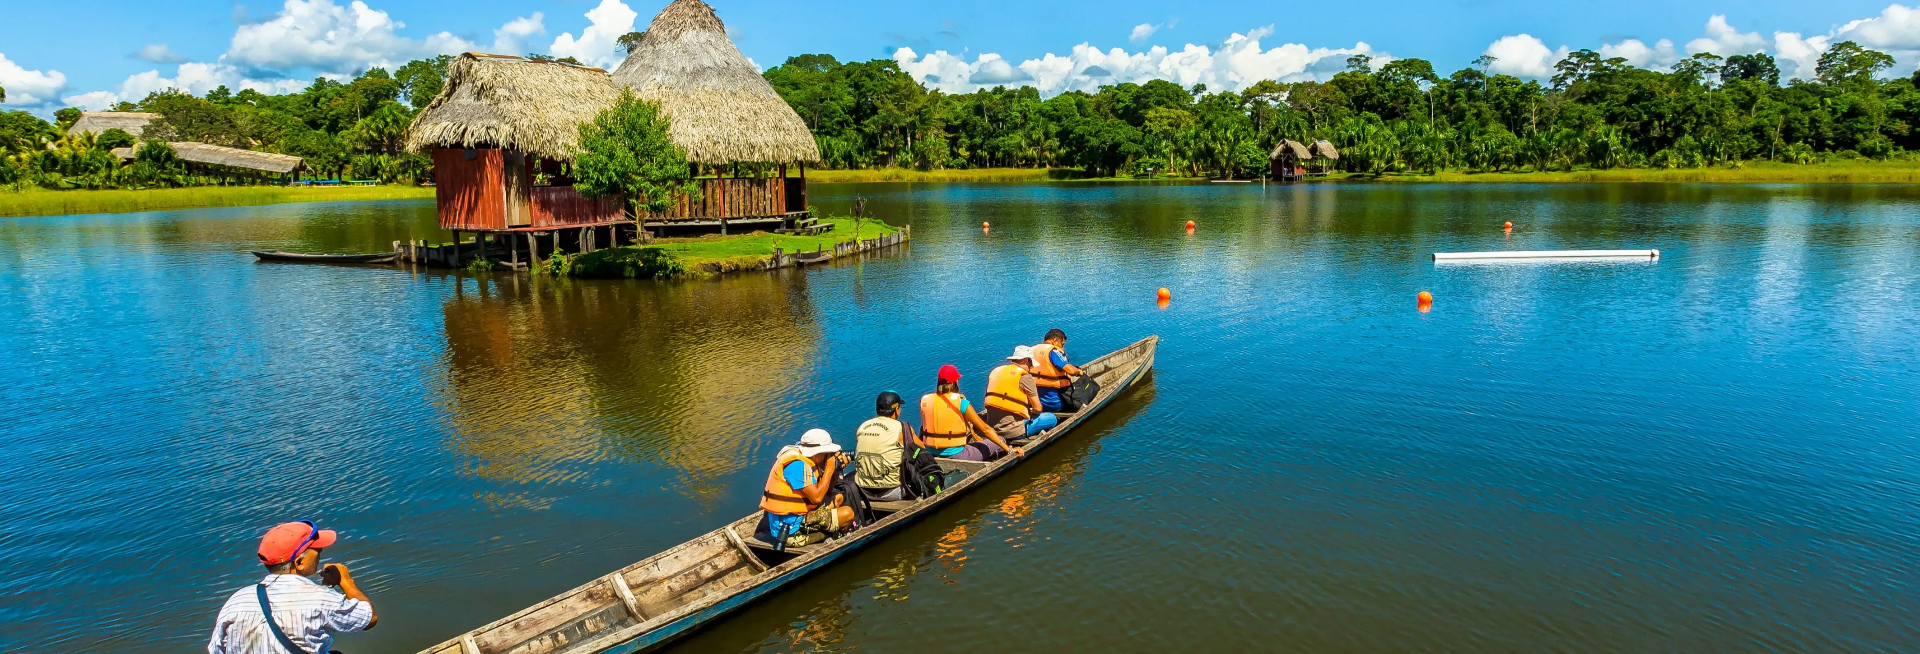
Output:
top-left (437, 272), bottom-right (821, 505)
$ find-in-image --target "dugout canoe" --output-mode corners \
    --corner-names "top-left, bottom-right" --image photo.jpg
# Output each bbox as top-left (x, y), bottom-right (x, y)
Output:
top-left (418, 335), bottom-right (1159, 654)
top-left (251, 250), bottom-right (397, 263)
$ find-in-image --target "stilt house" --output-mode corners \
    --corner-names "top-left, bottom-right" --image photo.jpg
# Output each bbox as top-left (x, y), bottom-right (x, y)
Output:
top-left (406, 54), bottom-right (627, 243)
top-left (612, 0), bottom-right (822, 233)
top-left (1269, 139), bottom-right (1342, 180)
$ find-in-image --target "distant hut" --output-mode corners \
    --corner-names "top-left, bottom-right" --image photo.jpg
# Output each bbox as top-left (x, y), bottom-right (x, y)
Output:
top-left (612, 0), bottom-right (821, 233)
top-left (406, 53), bottom-right (627, 260)
top-left (1311, 140), bottom-right (1340, 174)
top-left (111, 142), bottom-right (306, 182)
top-left (67, 112), bottom-right (159, 139)
top-left (1269, 139), bottom-right (1312, 181)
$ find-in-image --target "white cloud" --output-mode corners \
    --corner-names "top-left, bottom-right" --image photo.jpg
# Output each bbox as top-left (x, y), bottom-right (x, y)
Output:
top-left (897, 26), bottom-right (1377, 96)
top-left (494, 13), bottom-right (546, 56)
top-left (1482, 34), bottom-right (1567, 78)
top-left (1130, 23), bottom-right (1160, 44)
top-left (0, 52), bottom-right (68, 106)
top-left (134, 43), bottom-right (189, 64)
top-left (1835, 4), bottom-right (1920, 50)
top-left (549, 0), bottom-right (637, 69)
top-left (1772, 31), bottom-right (1833, 81)
top-left (61, 91), bottom-right (120, 111)
top-left (1684, 15), bottom-right (1768, 57)
top-left (1600, 38), bottom-right (1679, 69)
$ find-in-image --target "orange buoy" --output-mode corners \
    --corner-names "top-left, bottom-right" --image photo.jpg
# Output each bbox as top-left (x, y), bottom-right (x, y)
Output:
top-left (1185, 220), bottom-right (1196, 230)
top-left (982, 222), bottom-right (990, 229)
top-left (1156, 287), bottom-right (1171, 302)
top-left (1417, 291), bottom-right (1433, 305)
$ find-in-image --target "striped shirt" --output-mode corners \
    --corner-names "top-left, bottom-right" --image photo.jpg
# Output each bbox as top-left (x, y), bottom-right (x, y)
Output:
top-left (208, 574), bottom-right (372, 654)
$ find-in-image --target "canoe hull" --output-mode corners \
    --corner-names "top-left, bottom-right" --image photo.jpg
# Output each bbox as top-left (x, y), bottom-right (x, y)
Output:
top-left (251, 250), bottom-right (397, 263)
top-left (420, 335), bottom-right (1158, 654)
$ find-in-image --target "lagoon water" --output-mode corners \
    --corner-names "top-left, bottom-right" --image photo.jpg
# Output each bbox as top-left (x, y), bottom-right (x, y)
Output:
top-left (3, 182), bottom-right (1919, 652)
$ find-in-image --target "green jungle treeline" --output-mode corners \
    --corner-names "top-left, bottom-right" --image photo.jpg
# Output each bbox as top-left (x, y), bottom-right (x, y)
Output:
top-left (5, 40), bottom-right (1919, 194)
top-left (763, 42), bottom-right (1920, 177)
top-left (0, 56), bottom-right (458, 191)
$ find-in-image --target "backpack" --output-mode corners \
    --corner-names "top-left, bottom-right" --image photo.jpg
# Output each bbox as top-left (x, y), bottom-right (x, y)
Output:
top-left (900, 446), bottom-right (946, 499)
top-left (1067, 375), bottom-right (1101, 410)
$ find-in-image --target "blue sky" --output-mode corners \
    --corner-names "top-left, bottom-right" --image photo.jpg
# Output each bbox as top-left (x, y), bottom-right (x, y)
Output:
top-left (3, 0), bottom-right (1916, 112)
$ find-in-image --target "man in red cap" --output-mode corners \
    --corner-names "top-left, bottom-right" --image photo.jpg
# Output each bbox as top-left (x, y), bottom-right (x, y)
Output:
top-left (208, 521), bottom-right (377, 654)
top-left (918, 363), bottom-right (1022, 461)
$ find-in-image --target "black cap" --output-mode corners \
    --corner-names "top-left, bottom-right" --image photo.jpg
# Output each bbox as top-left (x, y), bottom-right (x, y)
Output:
top-left (875, 391), bottom-right (904, 415)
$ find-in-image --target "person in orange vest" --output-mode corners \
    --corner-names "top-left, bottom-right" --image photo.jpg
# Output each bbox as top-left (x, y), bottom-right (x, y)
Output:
top-left (920, 364), bottom-right (1024, 461)
top-left (1030, 328), bottom-right (1084, 412)
top-left (756, 428), bottom-right (856, 549)
top-left (981, 345), bottom-right (1059, 441)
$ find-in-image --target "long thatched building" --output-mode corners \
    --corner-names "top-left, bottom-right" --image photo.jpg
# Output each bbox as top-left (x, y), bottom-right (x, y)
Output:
top-left (612, 0), bottom-right (820, 231)
top-left (1269, 139), bottom-right (1341, 180)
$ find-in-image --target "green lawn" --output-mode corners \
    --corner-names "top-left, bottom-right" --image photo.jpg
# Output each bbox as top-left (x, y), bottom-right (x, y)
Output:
top-left (563, 217), bottom-right (901, 278)
top-left (0, 185), bottom-right (435, 218)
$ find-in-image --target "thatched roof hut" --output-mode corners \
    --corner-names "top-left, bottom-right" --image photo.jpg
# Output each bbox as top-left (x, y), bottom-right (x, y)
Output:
top-left (112, 142), bottom-right (305, 174)
top-left (611, 0), bottom-right (819, 164)
top-left (1269, 139), bottom-right (1311, 160)
top-left (406, 53), bottom-right (622, 161)
top-left (68, 112), bottom-right (159, 138)
top-left (1312, 140), bottom-right (1340, 160)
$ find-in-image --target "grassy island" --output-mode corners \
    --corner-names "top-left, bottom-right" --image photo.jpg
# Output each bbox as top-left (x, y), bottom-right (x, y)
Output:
top-left (0, 185), bottom-right (435, 218)
top-left (550, 217), bottom-right (900, 278)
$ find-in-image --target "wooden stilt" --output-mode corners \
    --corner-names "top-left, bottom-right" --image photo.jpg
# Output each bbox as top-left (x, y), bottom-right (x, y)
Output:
top-left (452, 230), bottom-right (460, 267)
top-left (528, 232), bottom-right (540, 268)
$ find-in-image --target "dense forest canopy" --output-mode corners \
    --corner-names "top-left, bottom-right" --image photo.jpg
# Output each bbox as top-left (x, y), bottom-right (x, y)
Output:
top-left (763, 42), bottom-right (1920, 177)
top-left (4, 40), bottom-right (1920, 190)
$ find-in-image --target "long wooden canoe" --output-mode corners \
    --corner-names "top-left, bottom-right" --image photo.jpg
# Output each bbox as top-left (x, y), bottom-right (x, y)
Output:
top-left (251, 250), bottom-right (397, 263)
top-left (418, 335), bottom-right (1158, 654)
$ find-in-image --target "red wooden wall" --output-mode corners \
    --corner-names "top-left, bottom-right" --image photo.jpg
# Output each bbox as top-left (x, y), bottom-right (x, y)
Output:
top-left (434, 148), bottom-right (506, 231)
top-left (531, 187), bottom-right (625, 228)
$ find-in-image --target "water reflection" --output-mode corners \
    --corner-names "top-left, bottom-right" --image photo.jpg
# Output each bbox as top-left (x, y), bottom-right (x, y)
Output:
top-left (437, 271), bottom-right (821, 505)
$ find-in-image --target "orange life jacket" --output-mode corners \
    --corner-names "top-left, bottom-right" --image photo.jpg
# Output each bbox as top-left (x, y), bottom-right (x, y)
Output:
top-left (919, 392), bottom-right (973, 449)
top-left (1030, 343), bottom-right (1071, 388)
top-left (984, 364), bottom-right (1033, 418)
top-left (758, 448), bottom-right (815, 516)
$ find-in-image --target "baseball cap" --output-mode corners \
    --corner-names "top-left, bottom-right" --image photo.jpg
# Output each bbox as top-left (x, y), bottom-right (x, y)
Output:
top-left (937, 364), bottom-right (961, 383)
top-left (258, 521), bottom-right (337, 565)
top-left (875, 391), bottom-right (904, 414)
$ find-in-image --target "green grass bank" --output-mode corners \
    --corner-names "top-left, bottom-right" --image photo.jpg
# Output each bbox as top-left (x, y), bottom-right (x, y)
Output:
top-left (555, 217), bottom-right (901, 278)
top-left (0, 185), bottom-right (436, 218)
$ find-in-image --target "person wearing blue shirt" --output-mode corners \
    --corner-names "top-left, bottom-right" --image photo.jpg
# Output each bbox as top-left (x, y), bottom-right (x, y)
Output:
top-left (756, 429), bottom-right (852, 548)
top-left (1031, 329), bottom-right (1084, 412)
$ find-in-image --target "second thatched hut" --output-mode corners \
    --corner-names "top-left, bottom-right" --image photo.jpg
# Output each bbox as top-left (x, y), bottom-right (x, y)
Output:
top-left (612, 0), bottom-right (821, 232)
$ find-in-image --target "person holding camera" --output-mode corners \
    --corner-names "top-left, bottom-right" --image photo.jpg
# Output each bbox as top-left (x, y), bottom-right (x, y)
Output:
top-left (208, 521), bottom-right (376, 654)
top-left (756, 428), bottom-right (857, 549)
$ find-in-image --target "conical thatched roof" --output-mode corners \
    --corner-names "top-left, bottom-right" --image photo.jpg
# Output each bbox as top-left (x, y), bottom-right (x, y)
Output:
top-left (406, 53), bottom-right (621, 161)
top-left (1313, 139), bottom-right (1340, 160)
top-left (1269, 139), bottom-right (1311, 160)
top-left (611, 0), bottom-right (819, 164)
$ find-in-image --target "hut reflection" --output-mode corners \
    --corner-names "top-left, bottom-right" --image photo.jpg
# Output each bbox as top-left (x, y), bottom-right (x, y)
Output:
top-left (437, 271), bottom-right (820, 505)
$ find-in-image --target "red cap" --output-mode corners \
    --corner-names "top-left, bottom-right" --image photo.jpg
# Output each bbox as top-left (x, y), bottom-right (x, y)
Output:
top-left (258, 521), bottom-right (337, 565)
top-left (937, 364), bottom-right (961, 383)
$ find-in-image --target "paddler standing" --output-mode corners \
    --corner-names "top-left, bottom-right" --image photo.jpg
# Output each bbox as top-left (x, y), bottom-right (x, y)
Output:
top-left (208, 520), bottom-right (376, 654)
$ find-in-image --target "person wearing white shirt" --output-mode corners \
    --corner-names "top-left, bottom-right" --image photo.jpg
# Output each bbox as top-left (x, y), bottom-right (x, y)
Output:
top-left (208, 521), bottom-right (377, 654)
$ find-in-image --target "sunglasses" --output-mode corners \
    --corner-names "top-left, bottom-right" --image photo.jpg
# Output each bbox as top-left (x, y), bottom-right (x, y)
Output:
top-left (260, 520), bottom-right (322, 565)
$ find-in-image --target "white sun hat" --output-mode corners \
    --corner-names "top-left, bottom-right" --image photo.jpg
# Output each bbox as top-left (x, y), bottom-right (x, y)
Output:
top-left (794, 428), bottom-right (840, 457)
top-left (1008, 345), bottom-right (1034, 362)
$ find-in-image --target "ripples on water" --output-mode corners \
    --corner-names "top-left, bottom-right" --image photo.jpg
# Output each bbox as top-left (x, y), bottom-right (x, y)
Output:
top-left (1, 183), bottom-right (1918, 652)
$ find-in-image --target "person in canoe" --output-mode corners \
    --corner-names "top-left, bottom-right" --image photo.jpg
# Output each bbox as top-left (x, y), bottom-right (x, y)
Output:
top-left (982, 345), bottom-right (1059, 442)
top-left (1031, 328), bottom-right (1084, 413)
top-left (920, 364), bottom-right (1024, 461)
top-left (208, 520), bottom-right (377, 654)
top-left (854, 391), bottom-right (919, 502)
top-left (756, 428), bottom-right (857, 549)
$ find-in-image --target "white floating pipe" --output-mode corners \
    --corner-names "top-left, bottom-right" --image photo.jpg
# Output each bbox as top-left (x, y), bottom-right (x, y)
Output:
top-left (1432, 249), bottom-right (1659, 261)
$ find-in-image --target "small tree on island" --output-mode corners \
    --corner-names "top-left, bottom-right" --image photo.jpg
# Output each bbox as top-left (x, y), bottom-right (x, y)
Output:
top-left (573, 90), bottom-right (700, 221)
